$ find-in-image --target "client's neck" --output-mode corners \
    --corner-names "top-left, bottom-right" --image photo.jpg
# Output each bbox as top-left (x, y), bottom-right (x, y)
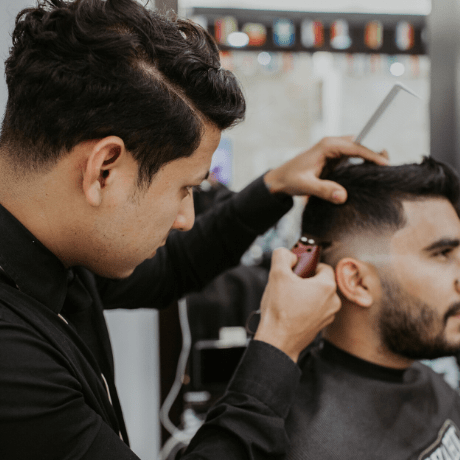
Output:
top-left (322, 304), bottom-right (414, 370)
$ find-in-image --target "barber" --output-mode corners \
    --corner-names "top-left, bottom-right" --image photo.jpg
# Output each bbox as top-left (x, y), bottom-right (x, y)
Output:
top-left (0, 133), bottom-right (385, 460)
top-left (0, 1), bottom-right (387, 459)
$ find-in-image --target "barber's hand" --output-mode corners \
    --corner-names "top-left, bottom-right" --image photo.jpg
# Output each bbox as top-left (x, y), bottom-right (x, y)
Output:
top-left (254, 248), bottom-right (341, 362)
top-left (263, 136), bottom-right (388, 203)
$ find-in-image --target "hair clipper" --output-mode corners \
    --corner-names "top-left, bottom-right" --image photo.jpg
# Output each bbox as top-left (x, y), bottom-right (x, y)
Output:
top-left (246, 236), bottom-right (322, 335)
top-left (291, 237), bottom-right (321, 278)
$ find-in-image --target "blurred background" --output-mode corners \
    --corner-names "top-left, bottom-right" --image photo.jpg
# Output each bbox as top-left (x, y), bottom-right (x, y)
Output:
top-left (2, 0), bottom-right (460, 459)
top-left (181, 0), bottom-right (431, 190)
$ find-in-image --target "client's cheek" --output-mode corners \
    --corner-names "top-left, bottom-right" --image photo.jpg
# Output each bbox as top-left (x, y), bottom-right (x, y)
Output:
top-left (391, 256), bottom-right (433, 299)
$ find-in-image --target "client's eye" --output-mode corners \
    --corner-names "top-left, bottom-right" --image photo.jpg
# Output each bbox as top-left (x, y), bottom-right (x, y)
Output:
top-left (435, 248), bottom-right (453, 258)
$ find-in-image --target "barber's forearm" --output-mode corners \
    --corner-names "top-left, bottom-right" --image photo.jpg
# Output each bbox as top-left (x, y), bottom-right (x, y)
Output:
top-left (183, 340), bottom-right (301, 459)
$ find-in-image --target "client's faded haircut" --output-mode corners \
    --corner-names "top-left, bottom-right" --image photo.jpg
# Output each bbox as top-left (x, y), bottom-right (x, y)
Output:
top-left (301, 157), bottom-right (460, 247)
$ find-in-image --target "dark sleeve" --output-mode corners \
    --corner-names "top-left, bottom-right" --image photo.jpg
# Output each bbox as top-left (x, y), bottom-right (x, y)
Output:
top-left (0, 318), bottom-right (140, 460)
top-left (183, 340), bottom-right (301, 460)
top-left (96, 176), bottom-right (293, 310)
top-left (0, 313), bottom-right (300, 460)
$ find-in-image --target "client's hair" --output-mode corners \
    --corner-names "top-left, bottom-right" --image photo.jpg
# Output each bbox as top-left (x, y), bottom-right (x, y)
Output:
top-left (302, 157), bottom-right (460, 243)
top-left (0, 0), bottom-right (245, 186)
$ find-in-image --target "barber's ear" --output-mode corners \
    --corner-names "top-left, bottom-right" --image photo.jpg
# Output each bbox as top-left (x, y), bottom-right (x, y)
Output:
top-left (335, 258), bottom-right (378, 308)
top-left (82, 136), bottom-right (125, 207)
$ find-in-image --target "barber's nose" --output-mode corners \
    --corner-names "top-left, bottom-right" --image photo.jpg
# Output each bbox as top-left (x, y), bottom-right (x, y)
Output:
top-left (172, 193), bottom-right (195, 232)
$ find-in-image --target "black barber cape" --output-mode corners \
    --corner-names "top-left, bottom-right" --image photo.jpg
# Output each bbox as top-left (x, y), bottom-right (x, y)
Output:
top-left (0, 176), bottom-right (301, 460)
top-left (285, 340), bottom-right (460, 460)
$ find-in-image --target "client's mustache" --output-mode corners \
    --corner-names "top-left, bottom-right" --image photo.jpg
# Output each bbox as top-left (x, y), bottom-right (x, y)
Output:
top-left (444, 302), bottom-right (460, 324)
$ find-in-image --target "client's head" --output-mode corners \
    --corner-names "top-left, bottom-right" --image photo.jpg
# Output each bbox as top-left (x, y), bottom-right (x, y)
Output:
top-left (302, 157), bottom-right (460, 365)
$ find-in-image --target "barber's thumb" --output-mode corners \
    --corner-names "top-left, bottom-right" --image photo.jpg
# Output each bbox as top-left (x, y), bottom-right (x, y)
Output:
top-left (313, 263), bottom-right (337, 282)
top-left (271, 247), bottom-right (298, 269)
top-left (311, 179), bottom-right (347, 204)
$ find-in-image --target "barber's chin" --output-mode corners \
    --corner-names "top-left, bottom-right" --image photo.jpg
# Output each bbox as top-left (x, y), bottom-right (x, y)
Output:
top-left (101, 262), bottom-right (139, 279)
top-left (149, 241), bottom-right (166, 259)
top-left (110, 267), bottom-right (136, 280)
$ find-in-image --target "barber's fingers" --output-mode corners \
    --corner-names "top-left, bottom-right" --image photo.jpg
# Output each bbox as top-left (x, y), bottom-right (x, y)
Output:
top-left (305, 262), bottom-right (340, 310)
top-left (323, 136), bottom-right (389, 165)
top-left (270, 248), bottom-right (337, 282)
top-left (270, 246), bottom-right (298, 271)
top-left (256, 257), bottom-right (340, 362)
top-left (380, 149), bottom-right (389, 160)
top-left (310, 263), bottom-right (341, 318)
top-left (310, 139), bottom-right (390, 203)
top-left (307, 176), bottom-right (348, 204)
top-left (311, 262), bottom-right (336, 280)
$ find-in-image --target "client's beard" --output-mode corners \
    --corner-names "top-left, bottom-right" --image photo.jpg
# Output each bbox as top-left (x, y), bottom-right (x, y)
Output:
top-left (378, 277), bottom-right (460, 360)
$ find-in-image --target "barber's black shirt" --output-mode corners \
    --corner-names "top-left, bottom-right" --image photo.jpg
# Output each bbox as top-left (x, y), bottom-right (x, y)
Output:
top-left (0, 176), bottom-right (301, 460)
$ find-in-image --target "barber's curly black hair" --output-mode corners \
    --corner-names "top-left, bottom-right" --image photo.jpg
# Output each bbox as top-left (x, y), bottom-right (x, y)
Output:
top-left (0, 0), bottom-right (246, 185)
top-left (302, 157), bottom-right (460, 240)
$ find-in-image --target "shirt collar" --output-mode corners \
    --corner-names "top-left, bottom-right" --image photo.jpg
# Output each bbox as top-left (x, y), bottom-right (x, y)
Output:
top-left (0, 203), bottom-right (69, 313)
top-left (319, 339), bottom-right (407, 383)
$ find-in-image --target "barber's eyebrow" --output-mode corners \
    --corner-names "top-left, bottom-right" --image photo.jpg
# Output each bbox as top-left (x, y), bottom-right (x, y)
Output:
top-left (423, 238), bottom-right (460, 252)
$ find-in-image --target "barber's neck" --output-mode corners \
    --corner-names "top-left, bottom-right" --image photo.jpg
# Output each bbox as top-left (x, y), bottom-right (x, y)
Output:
top-left (322, 301), bottom-right (414, 370)
top-left (0, 152), bottom-right (83, 268)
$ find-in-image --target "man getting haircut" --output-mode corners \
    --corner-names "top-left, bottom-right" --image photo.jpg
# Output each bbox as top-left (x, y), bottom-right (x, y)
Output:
top-left (285, 157), bottom-right (460, 460)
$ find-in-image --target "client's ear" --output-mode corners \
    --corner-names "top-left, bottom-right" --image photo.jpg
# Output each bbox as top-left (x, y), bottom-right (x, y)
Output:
top-left (335, 258), bottom-right (378, 308)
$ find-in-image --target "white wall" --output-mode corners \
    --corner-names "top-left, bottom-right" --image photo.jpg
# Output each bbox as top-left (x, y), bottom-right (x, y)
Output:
top-left (105, 310), bottom-right (160, 460)
top-left (223, 51), bottom-right (430, 191)
top-left (0, 2), bottom-right (161, 459)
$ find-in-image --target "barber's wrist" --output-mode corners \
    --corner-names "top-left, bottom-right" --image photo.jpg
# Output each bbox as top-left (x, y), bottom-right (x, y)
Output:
top-left (228, 339), bottom-right (301, 418)
top-left (263, 169), bottom-right (286, 195)
top-left (254, 328), bottom-right (300, 363)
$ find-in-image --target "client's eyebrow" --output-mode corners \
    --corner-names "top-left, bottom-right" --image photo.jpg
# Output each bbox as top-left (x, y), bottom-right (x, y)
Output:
top-left (423, 238), bottom-right (460, 252)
